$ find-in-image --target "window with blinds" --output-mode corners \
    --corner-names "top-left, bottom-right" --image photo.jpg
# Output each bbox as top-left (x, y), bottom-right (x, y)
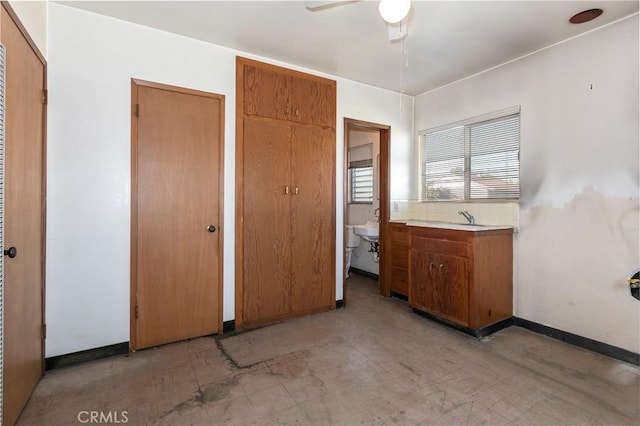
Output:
top-left (422, 126), bottom-right (465, 201)
top-left (420, 110), bottom-right (520, 201)
top-left (349, 161), bottom-right (374, 204)
top-left (348, 143), bottom-right (374, 204)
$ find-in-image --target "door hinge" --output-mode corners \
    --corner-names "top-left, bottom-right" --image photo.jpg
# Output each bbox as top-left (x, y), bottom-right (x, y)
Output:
top-left (41, 89), bottom-right (48, 105)
top-left (41, 323), bottom-right (47, 339)
top-left (135, 104), bottom-right (140, 117)
top-left (135, 305), bottom-right (139, 319)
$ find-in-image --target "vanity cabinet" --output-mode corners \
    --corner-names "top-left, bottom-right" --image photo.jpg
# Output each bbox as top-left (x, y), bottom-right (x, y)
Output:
top-left (389, 222), bottom-right (409, 296)
top-left (408, 226), bottom-right (513, 335)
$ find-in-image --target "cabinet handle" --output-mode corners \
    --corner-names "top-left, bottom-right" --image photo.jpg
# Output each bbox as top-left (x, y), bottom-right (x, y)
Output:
top-left (285, 185), bottom-right (289, 195)
top-left (429, 262), bottom-right (435, 272)
top-left (439, 264), bottom-right (444, 273)
top-left (295, 108), bottom-right (299, 117)
top-left (294, 186), bottom-right (299, 195)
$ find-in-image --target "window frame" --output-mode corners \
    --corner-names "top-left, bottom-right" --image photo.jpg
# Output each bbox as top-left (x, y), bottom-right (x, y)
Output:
top-left (418, 106), bottom-right (521, 203)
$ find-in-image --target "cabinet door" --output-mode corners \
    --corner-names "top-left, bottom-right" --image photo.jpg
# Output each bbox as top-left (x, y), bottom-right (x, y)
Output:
top-left (290, 76), bottom-right (335, 127)
top-left (409, 249), bottom-right (437, 312)
top-left (243, 118), bottom-right (292, 323)
top-left (243, 64), bottom-right (290, 121)
top-left (290, 124), bottom-right (334, 313)
top-left (390, 266), bottom-right (408, 296)
top-left (438, 255), bottom-right (470, 326)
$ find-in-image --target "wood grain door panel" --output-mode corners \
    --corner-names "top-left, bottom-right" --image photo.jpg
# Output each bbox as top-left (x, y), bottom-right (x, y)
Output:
top-left (242, 118), bottom-right (292, 323)
top-left (390, 266), bottom-right (408, 296)
top-left (290, 125), bottom-right (334, 313)
top-left (409, 249), bottom-right (431, 312)
top-left (134, 84), bottom-right (221, 349)
top-left (244, 64), bottom-right (290, 121)
top-left (2, 8), bottom-right (45, 425)
top-left (439, 255), bottom-right (469, 326)
top-left (290, 77), bottom-right (335, 127)
top-left (391, 244), bottom-right (409, 269)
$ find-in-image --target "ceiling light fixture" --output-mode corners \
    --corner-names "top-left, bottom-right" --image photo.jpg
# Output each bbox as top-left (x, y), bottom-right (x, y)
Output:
top-left (379, 0), bottom-right (412, 24)
top-left (569, 8), bottom-right (603, 24)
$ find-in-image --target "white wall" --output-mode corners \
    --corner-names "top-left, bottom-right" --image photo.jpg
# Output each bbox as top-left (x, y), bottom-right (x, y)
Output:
top-left (7, 0), bottom-right (47, 57)
top-left (414, 16), bottom-right (639, 353)
top-left (46, 4), bottom-right (413, 356)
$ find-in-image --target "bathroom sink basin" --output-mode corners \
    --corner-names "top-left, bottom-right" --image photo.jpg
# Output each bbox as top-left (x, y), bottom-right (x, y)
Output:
top-left (353, 221), bottom-right (379, 242)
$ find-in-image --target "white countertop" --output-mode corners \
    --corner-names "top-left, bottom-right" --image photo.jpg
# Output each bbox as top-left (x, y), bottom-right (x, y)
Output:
top-left (405, 220), bottom-right (513, 232)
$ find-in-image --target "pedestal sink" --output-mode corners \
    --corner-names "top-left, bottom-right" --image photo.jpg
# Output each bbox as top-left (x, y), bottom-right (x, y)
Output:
top-left (352, 221), bottom-right (379, 242)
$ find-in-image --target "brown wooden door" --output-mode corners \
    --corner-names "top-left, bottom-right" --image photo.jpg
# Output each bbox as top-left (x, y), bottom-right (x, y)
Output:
top-left (242, 117), bottom-right (292, 324)
top-left (243, 64), bottom-right (290, 121)
top-left (290, 125), bottom-right (334, 313)
top-left (132, 81), bottom-right (223, 350)
top-left (2, 7), bottom-right (46, 425)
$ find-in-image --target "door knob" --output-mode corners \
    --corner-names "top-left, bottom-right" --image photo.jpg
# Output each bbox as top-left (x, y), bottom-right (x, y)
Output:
top-left (206, 225), bottom-right (216, 233)
top-left (4, 246), bottom-right (17, 258)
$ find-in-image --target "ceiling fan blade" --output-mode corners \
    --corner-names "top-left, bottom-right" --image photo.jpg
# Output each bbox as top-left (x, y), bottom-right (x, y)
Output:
top-left (305, 0), bottom-right (359, 12)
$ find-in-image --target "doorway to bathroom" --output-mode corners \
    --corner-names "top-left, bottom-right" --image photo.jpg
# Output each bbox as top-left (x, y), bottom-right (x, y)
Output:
top-left (343, 118), bottom-right (390, 307)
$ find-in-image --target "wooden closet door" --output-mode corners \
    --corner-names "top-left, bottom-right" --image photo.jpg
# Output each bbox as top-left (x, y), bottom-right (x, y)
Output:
top-left (243, 117), bottom-right (292, 324)
top-left (290, 125), bottom-right (334, 313)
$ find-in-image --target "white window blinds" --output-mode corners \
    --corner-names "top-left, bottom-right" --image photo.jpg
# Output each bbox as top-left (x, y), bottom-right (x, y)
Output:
top-left (348, 143), bottom-right (374, 204)
top-left (469, 114), bottom-right (520, 199)
top-left (350, 165), bottom-right (374, 203)
top-left (422, 126), bottom-right (465, 200)
top-left (421, 109), bottom-right (520, 201)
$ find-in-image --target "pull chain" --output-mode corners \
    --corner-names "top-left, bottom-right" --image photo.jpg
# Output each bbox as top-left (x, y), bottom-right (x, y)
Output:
top-left (399, 19), bottom-right (409, 111)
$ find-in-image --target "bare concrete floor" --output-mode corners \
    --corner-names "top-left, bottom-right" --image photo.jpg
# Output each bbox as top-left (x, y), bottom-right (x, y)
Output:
top-left (18, 275), bottom-right (640, 425)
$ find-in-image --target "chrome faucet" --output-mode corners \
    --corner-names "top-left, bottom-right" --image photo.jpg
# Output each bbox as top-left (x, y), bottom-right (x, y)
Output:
top-left (458, 210), bottom-right (475, 225)
top-left (374, 207), bottom-right (381, 223)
